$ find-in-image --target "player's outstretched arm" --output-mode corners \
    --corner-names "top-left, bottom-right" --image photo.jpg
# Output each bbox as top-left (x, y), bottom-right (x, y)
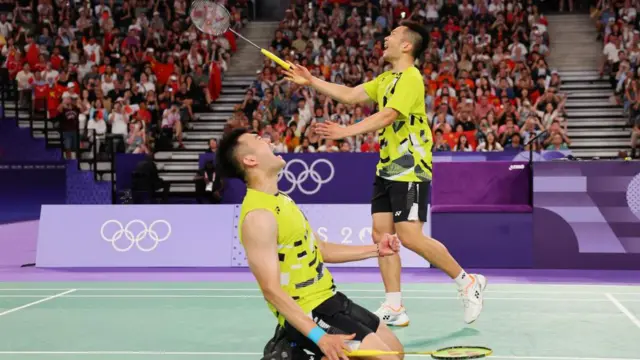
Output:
top-left (283, 62), bottom-right (370, 105)
top-left (316, 232), bottom-right (400, 263)
top-left (315, 108), bottom-right (399, 140)
top-left (316, 71), bottom-right (423, 139)
top-left (242, 210), bottom-right (355, 360)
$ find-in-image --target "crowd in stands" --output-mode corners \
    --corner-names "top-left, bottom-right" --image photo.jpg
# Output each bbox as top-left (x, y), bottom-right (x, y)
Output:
top-left (594, 0), bottom-right (640, 157)
top-left (3, 0), bottom-right (245, 158)
top-left (2, 0), bottom-right (574, 159)
top-left (225, 0), bottom-right (572, 154)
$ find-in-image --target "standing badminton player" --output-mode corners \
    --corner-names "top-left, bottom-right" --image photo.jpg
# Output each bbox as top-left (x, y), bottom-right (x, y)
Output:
top-left (284, 21), bottom-right (487, 326)
top-left (216, 128), bottom-right (405, 360)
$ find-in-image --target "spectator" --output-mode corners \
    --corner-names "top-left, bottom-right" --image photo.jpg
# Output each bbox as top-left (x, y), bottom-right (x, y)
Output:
top-left (294, 137), bottom-right (316, 153)
top-left (205, 138), bottom-right (218, 153)
top-left (131, 154), bottom-right (170, 204)
top-left (543, 121), bottom-right (572, 149)
top-left (195, 160), bottom-right (222, 204)
top-left (433, 129), bottom-right (452, 151)
top-left (58, 95), bottom-right (83, 159)
top-left (476, 131), bottom-right (503, 151)
top-left (454, 133), bottom-right (473, 152)
top-left (546, 131), bottom-right (570, 150)
top-left (15, 62), bottom-right (33, 106)
top-left (360, 133), bottom-right (380, 152)
top-left (126, 121), bottom-right (148, 154)
top-left (2, 0), bottom-right (248, 159)
top-left (505, 132), bottom-right (524, 151)
top-left (632, 123), bottom-right (640, 158)
top-left (161, 104), bottom-right (184, 149)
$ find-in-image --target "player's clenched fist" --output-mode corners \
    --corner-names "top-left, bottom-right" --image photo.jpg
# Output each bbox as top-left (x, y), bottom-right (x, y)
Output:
top-left (318, 333), bottom-right (355, 360)
top-left (378, 233), bottom-right (401, 256)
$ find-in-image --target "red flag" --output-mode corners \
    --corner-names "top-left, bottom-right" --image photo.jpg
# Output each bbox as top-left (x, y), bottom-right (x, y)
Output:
top-left (25, 43), bottom-right (39, 68)
top-left (51, 54), bottom-right (63, 70)
top-left (208, 62), bottom-right (222, 101)
top-left (224, 31), bottom-right (237, 53)
top-left (150, 58), bottom-right (175, 85)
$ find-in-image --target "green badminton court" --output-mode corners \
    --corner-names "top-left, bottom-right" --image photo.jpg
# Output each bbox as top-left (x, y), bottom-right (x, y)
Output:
top-left (0, 282), bottom-right (639, 360)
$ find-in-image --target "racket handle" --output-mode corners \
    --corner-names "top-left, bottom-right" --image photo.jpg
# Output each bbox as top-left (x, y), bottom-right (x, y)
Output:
top-left (346, 350), bottom-right (401, 357)
top-left (346, 349), bottom-right (436, 357)
top-left (261, 49), bottom-right (290, 70)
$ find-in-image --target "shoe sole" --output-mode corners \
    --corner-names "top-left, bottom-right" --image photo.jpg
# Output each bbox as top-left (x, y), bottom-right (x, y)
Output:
top-left (387, 320), bottom-right (410, 327)
top-left (465, 276), bottom-right (488, 325)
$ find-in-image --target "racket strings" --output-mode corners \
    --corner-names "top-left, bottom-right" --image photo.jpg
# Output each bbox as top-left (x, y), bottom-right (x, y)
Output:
top-left (190, 0), bottom-right (230, 36)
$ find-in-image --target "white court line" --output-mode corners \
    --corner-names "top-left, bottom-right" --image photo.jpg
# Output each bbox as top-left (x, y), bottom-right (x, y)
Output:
top-left (0, 288), bottom-right (639, 295)
top-left (0, 294), bottom-right (639, 302)
top-left (0, 289), bottom-right (76, 317)
top-left (0, 352), bottom-right (637, 360)
top-left (605, 293), bottom-right (640, 329)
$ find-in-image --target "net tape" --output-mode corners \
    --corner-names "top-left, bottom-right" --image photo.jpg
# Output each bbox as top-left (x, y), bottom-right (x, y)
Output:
top-left (190, 0), bottom-right (230, 36)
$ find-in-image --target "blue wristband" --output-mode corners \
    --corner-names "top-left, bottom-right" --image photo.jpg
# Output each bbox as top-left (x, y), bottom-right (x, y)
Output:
top-left (307, 326), bottom-right (326, 344)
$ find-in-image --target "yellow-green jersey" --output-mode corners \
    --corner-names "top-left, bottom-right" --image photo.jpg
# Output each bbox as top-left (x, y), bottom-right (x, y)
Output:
top-left (238, 189), bottom-right (336, 326)
top-left (363, 66), bottom-right (433, 182)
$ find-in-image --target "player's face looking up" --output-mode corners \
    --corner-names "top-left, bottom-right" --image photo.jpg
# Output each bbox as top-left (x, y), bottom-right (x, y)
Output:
top-left (236, 133), bottom-right (285, 177)
top-left (383, 26), bottom-right (418, 61)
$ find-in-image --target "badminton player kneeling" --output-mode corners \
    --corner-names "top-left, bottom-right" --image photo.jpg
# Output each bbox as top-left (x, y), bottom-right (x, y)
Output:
top-left (217, 128), bottom-right (405, 360)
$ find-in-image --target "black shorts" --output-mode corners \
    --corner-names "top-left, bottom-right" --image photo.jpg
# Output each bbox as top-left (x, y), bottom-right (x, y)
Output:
top-left (283, 292), bottom-right (380, 360)
top-left (371, 176), bottom-right (430, 223)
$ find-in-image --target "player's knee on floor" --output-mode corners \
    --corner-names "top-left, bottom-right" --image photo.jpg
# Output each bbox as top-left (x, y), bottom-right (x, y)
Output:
top-left (262, 326), bottom-right (294, 360)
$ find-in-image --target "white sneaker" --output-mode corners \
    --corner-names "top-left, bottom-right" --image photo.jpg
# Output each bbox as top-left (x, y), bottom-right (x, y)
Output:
top-left (374, 304), bottom-right (410, 327)
top-left (459, 274), bottom-right (487, 324)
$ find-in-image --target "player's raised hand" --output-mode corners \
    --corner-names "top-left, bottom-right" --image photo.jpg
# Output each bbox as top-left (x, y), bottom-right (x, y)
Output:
top-left (318, 333), bottom-right (354, 360)
top-left (314, 121), bottom-right (347, 140)
top-left (283, 62), bottom-right (313, 86)
top-left (378, 233), bottom-right (401, 256)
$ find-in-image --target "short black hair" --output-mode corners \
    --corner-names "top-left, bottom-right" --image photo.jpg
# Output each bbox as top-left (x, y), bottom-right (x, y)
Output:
top-left (400, 20), bottom-right (429, 59)
top-left (216, 128), bottom-right (249, 181)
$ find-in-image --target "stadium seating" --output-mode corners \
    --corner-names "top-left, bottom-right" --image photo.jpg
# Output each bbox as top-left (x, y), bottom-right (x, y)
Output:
top-left (592, 1), bottom-right (640, 158)
top-left (1, 0), bottom-right (593, 198)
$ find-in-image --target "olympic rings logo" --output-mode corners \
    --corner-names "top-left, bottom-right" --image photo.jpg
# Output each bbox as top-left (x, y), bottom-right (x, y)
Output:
top-left (100, 220), bottom-right (172, 252)
top-left (277, 159), bottom-right (335, 195)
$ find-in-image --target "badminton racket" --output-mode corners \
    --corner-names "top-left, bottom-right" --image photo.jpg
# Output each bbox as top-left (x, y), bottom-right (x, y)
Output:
top-left (189, 0), bottom-right (290, 70)
top-left (346, 346), bottom-right (493, 359)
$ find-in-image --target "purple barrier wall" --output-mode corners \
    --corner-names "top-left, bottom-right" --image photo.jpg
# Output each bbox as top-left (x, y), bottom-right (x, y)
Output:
top-left (36, 205), bottom-right (237, 267)
top-left (35, 204), bottom-right (431, 268)
top-left (431, 161), bottom-right (533, 268)
top-left (432, 213), bottom-right (533, 268)
top-left (0, 220), bottom-right (39, 267)
top-left (66, 160), bottom-right (112, 204)
top-left (0, 162), bottom-right (67, 224)
top-left (194, 151), bottom-right (569, 204)
top-left (0, 118), bottom-right (61, 162)
top-left (432, 161), bottom-right (532, 212)
top-left (533, 161), bottom-right (640, 269)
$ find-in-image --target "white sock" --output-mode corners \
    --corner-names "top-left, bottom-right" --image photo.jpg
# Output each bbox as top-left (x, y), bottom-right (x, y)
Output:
top-left (454, 271), bottom-right (473, 288)
top-left (385, 292), bottom-right (402, 309)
